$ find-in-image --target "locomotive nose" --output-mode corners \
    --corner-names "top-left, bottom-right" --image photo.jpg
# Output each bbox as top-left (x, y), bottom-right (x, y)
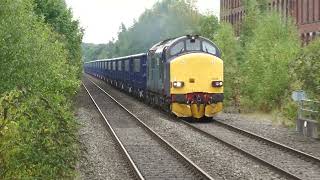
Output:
top-left (170, 53), bottom-right (223, 119)
top-left (170, 53), bottom-right (223, 95)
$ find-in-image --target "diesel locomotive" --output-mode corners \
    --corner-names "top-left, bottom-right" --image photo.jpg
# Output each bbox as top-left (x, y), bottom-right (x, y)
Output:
top-left (84, 35), bottom-right (224, 119)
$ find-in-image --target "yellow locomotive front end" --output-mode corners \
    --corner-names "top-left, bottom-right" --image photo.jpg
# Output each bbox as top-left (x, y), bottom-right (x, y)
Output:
top-left (170, 52), bottom-right (224, 119)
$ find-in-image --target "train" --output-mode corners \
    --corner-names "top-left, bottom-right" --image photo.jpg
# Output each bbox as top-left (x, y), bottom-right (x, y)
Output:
top-left (84, 35), bottom-right (224, 120)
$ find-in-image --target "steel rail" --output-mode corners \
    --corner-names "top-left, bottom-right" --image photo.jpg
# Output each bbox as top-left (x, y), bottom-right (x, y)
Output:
top-left (87, 77), bottom-right (214, 180)
top-left (215, 120), bottom-right (320, 164)
top-left (180, 120), bottom-right (303, 180)
top-left (82, 83), bottom-right (145, 180)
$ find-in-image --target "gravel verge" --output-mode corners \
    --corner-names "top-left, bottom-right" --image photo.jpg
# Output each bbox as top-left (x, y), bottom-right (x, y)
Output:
top-left (88, 74), bottom-right (288, 180)
top-left (215, 113), bottom-right (320, 159)
top-left (74, 85), bottom-right (133, 180)
top-left (194, 122), bottom-right (320, 180)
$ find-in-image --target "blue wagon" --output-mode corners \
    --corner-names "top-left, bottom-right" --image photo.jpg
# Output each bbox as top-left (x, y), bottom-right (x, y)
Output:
top-left (84, 53), bottom-right (147, 98)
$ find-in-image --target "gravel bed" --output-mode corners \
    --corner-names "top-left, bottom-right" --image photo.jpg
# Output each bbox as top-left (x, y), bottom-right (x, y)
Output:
top-left (83, 78), bottom-right (199, 180)
top-left (194, 122), bottom-right (320, 180)
top-left (215, 113), bottom-right (320, 158)
top-left (88, 75), bottom-right (288, 180)
top-left (74, 86), bottom-right (133, 180)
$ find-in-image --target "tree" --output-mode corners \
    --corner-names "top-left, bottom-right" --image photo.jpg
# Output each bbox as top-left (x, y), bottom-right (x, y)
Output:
top-left (240, 0), bottom-right (260, 46)
top-left (0, 0), bottom-right (80, 178)
top-left (214, 23), bottom-right (241, 109)
top-left (200, 14), bottom-right (219, 40)
top-left (294, 38), bottom-right (320, 100)
top-left (242, 12), bottom-right (300, 111)
top-left (33, 0), bottom-right (83, 75)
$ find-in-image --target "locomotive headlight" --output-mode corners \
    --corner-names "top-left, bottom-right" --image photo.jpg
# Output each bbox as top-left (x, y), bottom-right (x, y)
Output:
top-left (173, 81), bottom-right (184, 88)
top-left (212, 81), bottom-right (223, 87)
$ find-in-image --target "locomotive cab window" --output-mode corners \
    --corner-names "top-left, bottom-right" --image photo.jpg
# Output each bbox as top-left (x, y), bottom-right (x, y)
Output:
top-left (170, 41), bottom-right (184, 56)
top-left (186, 39), bottom-right (201, 51)
top-left (202, 41), bottom-right (217, 55)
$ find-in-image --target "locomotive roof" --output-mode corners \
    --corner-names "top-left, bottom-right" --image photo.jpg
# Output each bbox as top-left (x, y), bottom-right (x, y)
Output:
top-left (149, 36), bottom-right (186, 51)
top-left (149, 35), bottom-right (210, 52)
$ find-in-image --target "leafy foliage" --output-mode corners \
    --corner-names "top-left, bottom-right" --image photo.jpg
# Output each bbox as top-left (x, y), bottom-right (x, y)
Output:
top-left (240, 0), bottom-right (260, 46)
top-left (294, 38), bottom-right (320, 100)
top-left (0, 0), bottom-right (81, 178)
top-left (0, 90), bottom-right (78, 178)
top-left (199, 14), bottom-right (219, 41)
top-left (214, 23), bottom-right (241, 108)
top-left (33, 0), bottom-right (83, 75)
top-left (242, 12), bottom-right (300, 111)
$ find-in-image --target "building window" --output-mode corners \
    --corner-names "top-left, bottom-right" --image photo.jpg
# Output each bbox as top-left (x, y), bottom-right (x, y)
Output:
top-left (313, 0), bottom-right (315, 21)
top-left (301, 0), bottom-right (303, 24)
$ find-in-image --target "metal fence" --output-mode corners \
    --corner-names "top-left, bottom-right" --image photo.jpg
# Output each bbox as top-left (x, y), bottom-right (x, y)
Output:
top-left (298, 99), bottom-right (320, 121)
top-left (297, 99), bottom-right (319, 138)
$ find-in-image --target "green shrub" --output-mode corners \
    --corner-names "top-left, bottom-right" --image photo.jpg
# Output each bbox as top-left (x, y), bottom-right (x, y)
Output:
top-left (214, 23), bottom-right (241, 109)
top-left (280, 99), bottom-right (299, 125)
top-left (292, 37), bottom-right (320, 126)
top-left (0, 89), bottom-right (78, 179)
top-left (242, 12), bottom-right (300, 111)
top-left (0, 0), bottom-right (80, 178)
top-left (294, 38), bottom-right (320, 100)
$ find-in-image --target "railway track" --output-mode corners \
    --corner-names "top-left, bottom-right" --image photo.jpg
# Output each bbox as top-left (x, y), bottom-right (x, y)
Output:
top-left (82, 78), bottom-right (213, 180)
top-left (182, 120), bottom-right (320, 180)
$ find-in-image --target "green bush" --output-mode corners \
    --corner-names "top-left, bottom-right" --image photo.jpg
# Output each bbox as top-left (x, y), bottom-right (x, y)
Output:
top-left (0, 0), bottom-right (81, 178)
top-left (214, 23), bottom-right (241, 109)
top-left (293, 38), bottom-right (320, 126)
top-left (33, 0), bottom-right (83, 76)
top-left (0, 89), bottom-right (78, 178)
top-left (294, 38), bottom-right (320, 100)
top-left (241, 12), bottom-right (300, 111)
top-left (0, 0), bottom-right (79, 95)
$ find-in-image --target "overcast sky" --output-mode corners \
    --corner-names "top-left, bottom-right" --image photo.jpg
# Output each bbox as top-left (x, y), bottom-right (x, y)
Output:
top-left (65, 0), bottom-right (220, 44)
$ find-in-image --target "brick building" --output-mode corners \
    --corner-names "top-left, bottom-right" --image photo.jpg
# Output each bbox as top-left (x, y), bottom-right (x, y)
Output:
top-left (220, 0), bottom-right (320, 45)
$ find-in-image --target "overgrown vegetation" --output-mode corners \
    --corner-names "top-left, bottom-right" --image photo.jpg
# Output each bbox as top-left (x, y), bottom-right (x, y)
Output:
top-left (293, 38), bottom-right (320, 125)
top-left (294, 38), bottom-right (320, 100)
top-left (0, 0), bottom-right (82, 178)
top-left (213, 0), bottom-right (302, 122)
top-left (214, 0), bottom-right (318, 125)
top-left (214, 23), bottom-right (241, 109)
top-left (242, 13), bottom-right (300, 111)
